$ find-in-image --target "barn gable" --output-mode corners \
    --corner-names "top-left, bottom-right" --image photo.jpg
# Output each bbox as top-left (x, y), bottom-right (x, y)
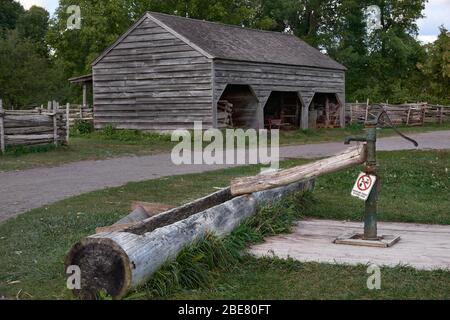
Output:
top-left (92, 15), bottom-right (214, 130)
top-left (91, 12), bottom-right (347, 131)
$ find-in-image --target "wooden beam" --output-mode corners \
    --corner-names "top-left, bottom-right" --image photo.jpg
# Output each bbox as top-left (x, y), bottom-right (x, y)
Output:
top-left (66, 103), bottom-right (70, 143)
top-left (53, 101), bottom-right (58, 146)
top-left (231, 144), bottom-right (367, 196)
top-left (83, 84), bottom-right (87, 108)
top-left (0, 99), bottom-right (5, 154)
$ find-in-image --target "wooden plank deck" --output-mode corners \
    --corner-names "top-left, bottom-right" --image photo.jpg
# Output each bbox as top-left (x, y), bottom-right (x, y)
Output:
top-left (249, 219), bottom-right (450, 271)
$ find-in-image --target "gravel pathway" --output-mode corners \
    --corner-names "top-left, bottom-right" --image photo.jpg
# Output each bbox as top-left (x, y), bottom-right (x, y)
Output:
top-left (1, 130), bottom-right (449, 224)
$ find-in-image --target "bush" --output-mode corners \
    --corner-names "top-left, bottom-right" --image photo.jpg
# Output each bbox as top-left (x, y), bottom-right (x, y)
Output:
top-left (73, 119), bottom-right (94, 135)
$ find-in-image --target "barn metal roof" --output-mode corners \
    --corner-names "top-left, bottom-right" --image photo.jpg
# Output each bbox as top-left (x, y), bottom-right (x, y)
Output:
top-left (148, 12), bottom-right (346, 71)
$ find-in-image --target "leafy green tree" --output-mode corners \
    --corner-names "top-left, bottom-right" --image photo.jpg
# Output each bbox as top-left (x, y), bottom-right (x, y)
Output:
top-left (17, 6), bottom-right (50, 55)
top-left (17, 6), bottom-right (49, 43)
top-left (418, 27), bottom-right (450, 104)
top-left (0, 0), bottom-right (24, 33)
top-left (47, 0), bottom-right (274, 77)
top-left (47, 0), bottom-right (136, 77)
top-left (0, 31), bottom-right (51, 107)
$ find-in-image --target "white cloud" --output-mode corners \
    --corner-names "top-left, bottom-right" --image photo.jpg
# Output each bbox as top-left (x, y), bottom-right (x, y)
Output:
top-left (418, 35), bottom-right (438, 44)
top-left (19, 0), bottom-right (46, 10)
top-left (18, 0), bottom-right (59, 15)
top-left (417, 0), bottom-right (450, 37)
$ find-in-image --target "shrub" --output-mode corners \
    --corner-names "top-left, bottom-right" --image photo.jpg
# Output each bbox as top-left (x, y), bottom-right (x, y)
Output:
top-left (73, 119), bottom-right (94, 135)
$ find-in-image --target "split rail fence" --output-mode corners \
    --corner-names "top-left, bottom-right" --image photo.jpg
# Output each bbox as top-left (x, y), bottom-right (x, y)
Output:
top-left (65, 104), bottom-right (94, 127)
top-left (0, 100), bottom-right (69, 154)
top-left (346, 102), bottom-right (450, 126)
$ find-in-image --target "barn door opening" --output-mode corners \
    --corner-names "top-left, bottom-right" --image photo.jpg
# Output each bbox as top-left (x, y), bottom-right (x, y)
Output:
top-left (217, 85), bottom-right (259, 129)
top-left (309, 93), bottom-right (342, 129)
top-left (263, 91), bottom-right (301, 130)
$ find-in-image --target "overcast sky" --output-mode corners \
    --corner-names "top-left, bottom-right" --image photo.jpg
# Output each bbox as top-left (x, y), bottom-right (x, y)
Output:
top-left (19, 0), bottom-right (450, 44)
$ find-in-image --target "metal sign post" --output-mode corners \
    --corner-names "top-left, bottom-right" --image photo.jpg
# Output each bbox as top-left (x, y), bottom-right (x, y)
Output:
top-left (335, 109), bottom-right (418, 248)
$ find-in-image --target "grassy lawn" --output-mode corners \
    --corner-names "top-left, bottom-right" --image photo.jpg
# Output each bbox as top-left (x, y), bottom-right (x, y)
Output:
top-left (0, 150), bottom-right (449, 299)
top-left (167, 258), bottom-right (450, 300)
top-left (1, 123), bottom-right (449, 172)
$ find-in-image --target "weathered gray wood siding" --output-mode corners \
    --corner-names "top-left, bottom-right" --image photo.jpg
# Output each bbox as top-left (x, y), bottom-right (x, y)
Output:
top-left (93, 17), bottom-right (213, 130)
top-left (212, 59), bottom-right (345, 128)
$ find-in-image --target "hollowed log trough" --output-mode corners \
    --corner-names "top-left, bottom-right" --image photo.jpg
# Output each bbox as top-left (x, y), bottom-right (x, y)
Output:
top-left (66, 180), bottom-right (315, 299)
top-left (66, 145), bottom-right (367, 300)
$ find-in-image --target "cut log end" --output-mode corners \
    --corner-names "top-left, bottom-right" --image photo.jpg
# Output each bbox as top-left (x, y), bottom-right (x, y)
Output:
top-left (65, 237), bottom-right (132, 300)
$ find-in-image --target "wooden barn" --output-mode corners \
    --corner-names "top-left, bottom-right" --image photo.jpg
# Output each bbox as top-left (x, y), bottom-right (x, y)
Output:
top-left (90, 12), bottom-right (346, 131)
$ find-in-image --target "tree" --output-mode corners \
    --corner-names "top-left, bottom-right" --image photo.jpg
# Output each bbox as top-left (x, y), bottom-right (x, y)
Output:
top-left (0, 31), bottom-right (52, 107)
top-left (418, 27), bottom-right (450, 104)
top-left (0, 0), bottom-right (24, 33)
top-left (47, 0), bottom-right (136, 77)
top-left (47, 0), bottom-right (274, 78)
top-left (17, 6), bottom-right (49, 42)
top-left (17, 6), bottom-right (50, 55)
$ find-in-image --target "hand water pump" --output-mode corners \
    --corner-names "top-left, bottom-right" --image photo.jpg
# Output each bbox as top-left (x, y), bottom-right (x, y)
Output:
top-left (335, 108), bottom-right (419, 247)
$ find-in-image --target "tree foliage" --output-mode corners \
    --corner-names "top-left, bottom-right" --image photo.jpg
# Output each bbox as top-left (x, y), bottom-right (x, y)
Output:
top-left (0, 31), bottom-right (51, 106)
top-left (0, 0), bottom-right (24, 32)
top-left (0, 0), bottom-right (448, 108)
top-left (418, 27), bottom-right (450, 103)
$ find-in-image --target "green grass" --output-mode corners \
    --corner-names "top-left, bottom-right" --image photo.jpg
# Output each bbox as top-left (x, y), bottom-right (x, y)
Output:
top-left (0, 150), bottom-right (449, 300)
top-left (1, 123), bottom-right (449, 172)
top-left (279, 122), bottom-right (450, 146)
top-left (305, 150), bottom-right (450, 224)
top-left (167, 257), bottom-right (450, 300)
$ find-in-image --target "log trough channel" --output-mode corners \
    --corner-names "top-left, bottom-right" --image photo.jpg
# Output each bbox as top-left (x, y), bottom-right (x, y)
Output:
top-left (66, 145), bottom-right (367, 299)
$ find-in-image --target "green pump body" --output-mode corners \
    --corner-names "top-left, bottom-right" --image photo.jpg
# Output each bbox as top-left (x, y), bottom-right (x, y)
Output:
top-left (344, 112), bottom-right (418, 241)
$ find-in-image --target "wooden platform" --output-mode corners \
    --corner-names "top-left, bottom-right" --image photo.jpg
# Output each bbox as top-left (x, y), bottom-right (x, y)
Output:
top-left (249, 219), bottom-right (450, 271)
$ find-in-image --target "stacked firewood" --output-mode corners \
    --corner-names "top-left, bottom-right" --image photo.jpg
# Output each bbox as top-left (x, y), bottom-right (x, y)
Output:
top-left (217, 100), bottom-right (234, 128)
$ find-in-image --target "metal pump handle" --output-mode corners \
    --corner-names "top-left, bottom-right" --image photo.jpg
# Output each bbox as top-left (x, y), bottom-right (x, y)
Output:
top-left (375, 108), bottom-right (419, 148)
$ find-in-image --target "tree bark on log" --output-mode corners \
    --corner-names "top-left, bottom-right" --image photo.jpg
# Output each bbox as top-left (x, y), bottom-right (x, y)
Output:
top-left (231, 145), bottom-right (367, 196)
top-left (66, 180), bottom-right (315, 300)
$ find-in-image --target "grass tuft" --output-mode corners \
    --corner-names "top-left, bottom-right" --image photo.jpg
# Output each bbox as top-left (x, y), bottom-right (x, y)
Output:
top-left (126, 192), bottom-right (313, 299)
top-left (3, 144), bottom-right (57, 156)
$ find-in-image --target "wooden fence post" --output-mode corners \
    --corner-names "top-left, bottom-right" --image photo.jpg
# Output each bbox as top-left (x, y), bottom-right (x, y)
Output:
top-left (421, 106), bottom-right (426, 126)
top-left (365, 99), bottom-right (370, 122)
top-left (53, 101), bottom-right (58, 146)
top-left (440, 106), bottom-right (444, 124)
top-left (0, 99), bottom-right (5, 154)
top-left (406, 107), bottom-right (412, 126)
top-left (66, 103), bottom-right (70, 143)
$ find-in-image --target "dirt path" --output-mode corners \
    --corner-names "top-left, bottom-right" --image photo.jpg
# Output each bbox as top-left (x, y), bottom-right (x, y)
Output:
top-left (1, 130), bottom-right (449, 224)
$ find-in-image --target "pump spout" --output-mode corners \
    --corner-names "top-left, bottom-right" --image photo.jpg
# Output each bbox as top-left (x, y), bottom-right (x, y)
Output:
top-left (344, 136), bottom-right (367, 145)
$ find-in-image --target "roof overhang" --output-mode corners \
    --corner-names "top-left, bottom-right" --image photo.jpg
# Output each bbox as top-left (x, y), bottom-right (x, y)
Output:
top-left (69, 74), bottom-right (93, 84)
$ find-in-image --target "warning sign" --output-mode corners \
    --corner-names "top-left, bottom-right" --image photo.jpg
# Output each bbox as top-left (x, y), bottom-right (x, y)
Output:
top-left (351, 172), bottom-right (377, 201)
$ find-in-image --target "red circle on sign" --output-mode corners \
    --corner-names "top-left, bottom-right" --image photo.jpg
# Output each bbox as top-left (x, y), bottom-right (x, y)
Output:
top-left (357, 175), bottom-right (372, 191)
